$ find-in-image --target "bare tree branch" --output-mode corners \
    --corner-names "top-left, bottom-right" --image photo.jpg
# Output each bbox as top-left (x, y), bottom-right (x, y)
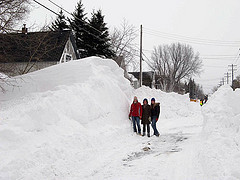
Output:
top-left (151, 43), bottom-right (202, 92)
top-left (110, 19), bottom-right (138, 71)
top-left (0, 0), bottom-right (30, 33)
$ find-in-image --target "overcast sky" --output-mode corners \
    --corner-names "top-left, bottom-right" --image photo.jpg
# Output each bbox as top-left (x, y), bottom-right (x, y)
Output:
top-left (27, 0), bottom-right (240, 93)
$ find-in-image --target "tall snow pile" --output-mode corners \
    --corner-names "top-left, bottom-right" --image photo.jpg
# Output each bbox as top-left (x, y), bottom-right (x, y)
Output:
top-left (200, 85), bottom-right (240, 179)
top-left (5, 56), bottom-right (239, 179)
top-left (0, 57), bottom-right (133, 179)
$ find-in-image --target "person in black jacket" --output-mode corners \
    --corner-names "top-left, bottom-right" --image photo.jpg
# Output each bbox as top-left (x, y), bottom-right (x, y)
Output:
top-left (141, 98), bottom-right (151, 137)
top-left (150, 98), bottom-right (160, 136)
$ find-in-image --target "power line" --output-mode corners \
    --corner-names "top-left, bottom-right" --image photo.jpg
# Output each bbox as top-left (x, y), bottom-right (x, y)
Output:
top-left (143, 27), bottom-right (240, 44)
top-left (34, 0), bottom-right (142, 60)
top-left (33, 0), bottom-right (135, 58)
top-left (48, 0), bottom-right (103, 35)
top-left (202, 57), bottom-right (236, 60)
top-left (33, 0), bottom-right (107, 44)
top-left (201, 54), bottom-right (238, 57)
top-left (32, 0), bottom-right (59, 16)
top-left (204, 65), bottom-right (228, 68)
top-left (142, 53), bottom-right (154, 70)
top-left (144, 31), bottom-right (240, 47)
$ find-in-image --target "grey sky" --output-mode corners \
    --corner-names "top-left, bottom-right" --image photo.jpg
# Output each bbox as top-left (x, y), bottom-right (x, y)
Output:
top-left (27, 0), bottom-right (240, 93)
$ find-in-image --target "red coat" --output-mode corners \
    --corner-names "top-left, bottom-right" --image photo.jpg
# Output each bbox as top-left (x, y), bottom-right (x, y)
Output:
top-left (129, 102), bottom-right (142, 117)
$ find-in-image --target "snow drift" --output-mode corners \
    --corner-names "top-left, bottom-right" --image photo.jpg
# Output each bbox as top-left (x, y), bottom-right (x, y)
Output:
top-left (2, 56), bottom-right (228, 179)
top-left (200, 85), bottom-right (240, 179)
top-left (0, 57), bottom-right (133, 179)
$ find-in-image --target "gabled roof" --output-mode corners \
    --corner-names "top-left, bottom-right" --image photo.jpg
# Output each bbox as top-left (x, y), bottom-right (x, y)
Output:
top-left (0, 30), bottom-right (78, 63)
top-left (128, 71), bottom-right (154, 87)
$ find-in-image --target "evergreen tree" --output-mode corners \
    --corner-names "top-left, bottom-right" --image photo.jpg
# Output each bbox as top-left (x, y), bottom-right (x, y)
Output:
top-left (69, 0), bottom-right (88, 57)
top-left (50, 10), bottom-right (69, 31)
top-left (184, 81), bottom-right (189, 94)
top-left (187, 79), bottom-right (204, 99)
top-left (188, 78), bottom-right (195, 99)
top-left (85, 10), bottom-right (115, 58)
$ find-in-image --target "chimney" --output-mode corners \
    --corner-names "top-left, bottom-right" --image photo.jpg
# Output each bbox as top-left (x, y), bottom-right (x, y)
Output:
top-left (22, 24), bottom-right (28, 34)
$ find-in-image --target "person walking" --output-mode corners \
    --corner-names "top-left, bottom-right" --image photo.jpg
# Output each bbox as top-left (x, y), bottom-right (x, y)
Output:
top-left (204, 95), bottom-right (208, 104)
top-left (141, 98), bottom-right (151, 137)
top-left (129, 96), bottom-right (142, 135)
top-left (150, 98), bottom-right (160, 137)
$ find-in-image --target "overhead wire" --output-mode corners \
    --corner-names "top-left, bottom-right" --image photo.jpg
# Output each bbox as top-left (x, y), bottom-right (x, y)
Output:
top-left (48, 0), bottom-right (103, 35)
top-left (144, 31), bottom-right (240, 47)
top-left (143, 27), bottom-right (240, 44)
top-left (33, 0), bottom-right (140, 58)
top-left (33, 0), bottom-right (240, 79)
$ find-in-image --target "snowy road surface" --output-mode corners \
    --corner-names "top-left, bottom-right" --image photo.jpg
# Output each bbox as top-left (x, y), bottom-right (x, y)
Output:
top-left (1, 57), bottom-right (240, 180)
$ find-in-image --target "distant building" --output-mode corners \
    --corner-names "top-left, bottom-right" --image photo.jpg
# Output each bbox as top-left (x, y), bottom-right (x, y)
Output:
top-left (0, 25), bottom-right (79, 76)
top-left (128, 71), bottom-right (155, 88)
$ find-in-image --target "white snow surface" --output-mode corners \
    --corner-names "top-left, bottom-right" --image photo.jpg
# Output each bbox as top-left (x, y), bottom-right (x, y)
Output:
top-left (0, 73), bottom-right (8, 79)
top-left (0, 57), bottom-right (239, 180)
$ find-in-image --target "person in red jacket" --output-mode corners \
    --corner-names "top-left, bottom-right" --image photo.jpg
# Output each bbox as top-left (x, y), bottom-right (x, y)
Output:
top-left (129, 96), bottom-right (142, 134)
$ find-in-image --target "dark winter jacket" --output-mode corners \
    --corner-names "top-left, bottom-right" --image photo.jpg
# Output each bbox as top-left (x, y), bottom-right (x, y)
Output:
top-left (151, 103), bottom-right (160, 118)
top-left (141, 104), bottom-right (151, 124)
top-left (129, 102), bottom-right (142, 117)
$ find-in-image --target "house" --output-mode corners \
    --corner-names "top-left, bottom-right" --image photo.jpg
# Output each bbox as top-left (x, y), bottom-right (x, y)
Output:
top-left (0, 25), bottom-right (79, 76)
top-left (128, 71), bottom-right (155, 88)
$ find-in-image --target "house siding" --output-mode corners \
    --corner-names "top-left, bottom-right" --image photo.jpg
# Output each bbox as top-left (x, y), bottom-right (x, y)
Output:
top-left (0, 61), bottom-right (58, 76)
top-left (60, 38), bottom-right (78, 63)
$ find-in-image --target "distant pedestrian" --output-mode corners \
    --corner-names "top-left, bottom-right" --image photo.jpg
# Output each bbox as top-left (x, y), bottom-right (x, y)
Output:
top-left (150, 98), bottom-right (160, 137)
top-left (129, 96), bottom-right (142, 135)
top-left (204, 95), bottom-right (208, 104)
top-left (200, 99), bottom-right (203, 106)
top-left (141, 98), bottom-right (151, 137)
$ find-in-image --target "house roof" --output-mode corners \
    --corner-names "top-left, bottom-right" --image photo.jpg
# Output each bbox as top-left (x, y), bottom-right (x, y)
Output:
top-left (128, 71), bottom-right (154, 87)
top-left (128, 71), bottom-right (154, 80)
top-left (0, 30), bottom-right (79, 63)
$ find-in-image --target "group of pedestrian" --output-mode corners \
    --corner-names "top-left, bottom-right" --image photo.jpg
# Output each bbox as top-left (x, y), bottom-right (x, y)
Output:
top-left (129, 96), bottom-right (160, 137)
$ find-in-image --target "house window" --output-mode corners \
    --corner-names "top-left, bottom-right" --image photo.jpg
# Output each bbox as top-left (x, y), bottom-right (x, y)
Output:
top-left (65, 53), bottom-right (72, 62)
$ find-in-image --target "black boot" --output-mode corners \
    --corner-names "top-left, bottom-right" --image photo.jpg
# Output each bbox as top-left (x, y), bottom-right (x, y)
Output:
top-left (147, 133), bottom-right (150, 137)
top-left (142, 132), bottom-right (146, 136)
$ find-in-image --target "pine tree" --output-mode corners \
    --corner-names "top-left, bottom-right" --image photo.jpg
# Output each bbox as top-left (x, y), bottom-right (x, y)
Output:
top-left (184, 81), bottom-right (189, 94)
top-left (50, 10), bottom-right (69, 31)
top-left (85, 10), bottom-right (115, 58)
top-left (69, 0), bottom-right (88, 57)
top-left (188, 78), bottom-right (195, 99)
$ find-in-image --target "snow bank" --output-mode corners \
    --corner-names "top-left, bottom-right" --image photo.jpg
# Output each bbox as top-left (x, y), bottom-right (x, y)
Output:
top-left (0, 72), bottom-right (8, 79)
top-left (200, 85), bottom-right (240, 179)
top-left (134, 86), bottom-right (201, 134)
top-left (0, 56), bottom-right (204, 179)
top-left (0, 57), bottom-right (133, 179)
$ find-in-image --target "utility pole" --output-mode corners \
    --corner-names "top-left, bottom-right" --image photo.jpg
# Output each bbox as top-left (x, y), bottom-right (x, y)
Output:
top-left (222, 78), bottom-right (225, 85)
top-left (224, 72), bottom-right (231, 84)
top-left (228, 64), bottom-right (237, 87)
top-left (139, 24), bottom-right (143, 87)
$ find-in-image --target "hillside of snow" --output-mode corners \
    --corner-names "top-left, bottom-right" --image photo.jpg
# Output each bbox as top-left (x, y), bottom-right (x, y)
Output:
top-left (0, 57), bottom-right (240, 179)
top-left (199, 86), bottom-right (240, 179)
top-left (0, 57), bottom-right (133, 179)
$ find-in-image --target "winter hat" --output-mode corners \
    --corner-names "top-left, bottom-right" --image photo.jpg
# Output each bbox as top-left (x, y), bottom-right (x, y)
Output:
top-left (151, 98), bottom-right (155, 102)
top-left (134, 96), bottom-right (138, 101)
top-left (143, 98), bottom-right (148, 104)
